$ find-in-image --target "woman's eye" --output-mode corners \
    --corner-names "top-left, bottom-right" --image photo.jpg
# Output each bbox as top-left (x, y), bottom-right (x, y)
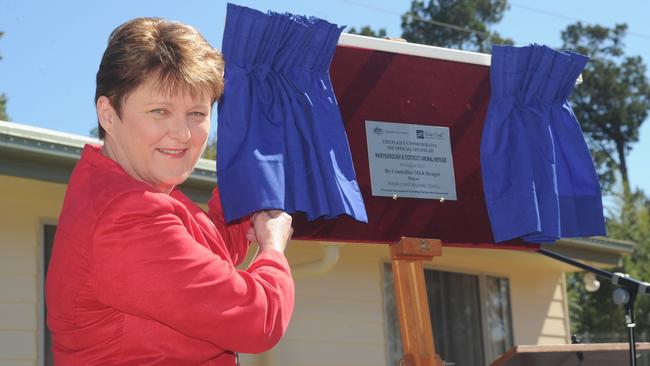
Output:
top-left (150, 108), bottom-right (168, 115)
top-left (189, 111), bottom-right (206, 117)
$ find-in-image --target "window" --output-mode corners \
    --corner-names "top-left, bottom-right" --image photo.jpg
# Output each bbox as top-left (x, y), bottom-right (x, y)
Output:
top-left (43, 224), bottom-right (56, 366)
top-left (383, 265), bottom-right (513, 366)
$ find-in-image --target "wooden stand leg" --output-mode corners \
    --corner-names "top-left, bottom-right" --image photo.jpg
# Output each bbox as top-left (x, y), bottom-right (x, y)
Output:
top-left (390, 237), bottom-right (443, 366)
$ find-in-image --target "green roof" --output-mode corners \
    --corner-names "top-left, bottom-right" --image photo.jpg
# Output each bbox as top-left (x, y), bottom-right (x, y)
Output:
top-left (547, 236), bottom-right (635, 268)
top-left (0, 120), bottom-right (217, 202)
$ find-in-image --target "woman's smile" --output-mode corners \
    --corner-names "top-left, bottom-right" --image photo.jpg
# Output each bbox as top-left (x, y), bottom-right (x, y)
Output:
top-left (156, 147), bottom-right (189, 158)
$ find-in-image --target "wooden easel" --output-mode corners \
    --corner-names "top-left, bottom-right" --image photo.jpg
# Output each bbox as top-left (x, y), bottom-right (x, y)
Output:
top-left (390, 237), bottom-right (444, 366)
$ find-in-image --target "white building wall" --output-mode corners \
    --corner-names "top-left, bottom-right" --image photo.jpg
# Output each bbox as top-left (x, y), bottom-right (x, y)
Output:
top-left (0, 175), bottom-right (66, 366)
top-left (242, 242), bottom-right (571, 366)
top-left (0, 174), bottom-right (571, 366)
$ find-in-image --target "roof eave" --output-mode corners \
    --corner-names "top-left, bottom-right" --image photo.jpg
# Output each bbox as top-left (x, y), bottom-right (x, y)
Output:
top-left (544, 236), bottom-right (635, 269)
top-left (0, 121), bottom-right (217, 202)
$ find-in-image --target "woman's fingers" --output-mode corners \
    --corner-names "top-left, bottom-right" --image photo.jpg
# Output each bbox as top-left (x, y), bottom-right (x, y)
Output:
top-left (246, 227), bottom-right (257, 243)
top-left (252, 210), bottom-right (292, 253)
top-left (265, 210), bottom-right (282, 219)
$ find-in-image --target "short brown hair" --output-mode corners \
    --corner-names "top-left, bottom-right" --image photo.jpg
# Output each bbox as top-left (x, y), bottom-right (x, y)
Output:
top-left (95, 17), bottom-right (224, 139)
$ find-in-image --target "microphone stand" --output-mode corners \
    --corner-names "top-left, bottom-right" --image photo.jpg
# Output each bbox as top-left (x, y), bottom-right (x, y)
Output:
top-left (538, 248), bottom-right (649, 366)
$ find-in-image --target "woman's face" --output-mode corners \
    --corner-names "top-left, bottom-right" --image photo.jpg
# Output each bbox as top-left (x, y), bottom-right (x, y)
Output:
top-left (98, 76), bottom-right (211, 193)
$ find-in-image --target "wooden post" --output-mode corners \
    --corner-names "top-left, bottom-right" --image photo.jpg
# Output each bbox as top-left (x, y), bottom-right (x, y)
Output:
top-left (390, 237), bottom-right (443, 366)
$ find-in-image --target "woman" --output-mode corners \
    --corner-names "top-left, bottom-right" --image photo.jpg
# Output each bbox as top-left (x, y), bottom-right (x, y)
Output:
top-left (45, 17), bottom-right (294, 365)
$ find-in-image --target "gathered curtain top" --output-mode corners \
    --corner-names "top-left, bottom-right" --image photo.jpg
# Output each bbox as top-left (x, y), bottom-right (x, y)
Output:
top-left (222, 3), bottom-right (344, 75)
top-left (490, 45), bottom-right (588, 103)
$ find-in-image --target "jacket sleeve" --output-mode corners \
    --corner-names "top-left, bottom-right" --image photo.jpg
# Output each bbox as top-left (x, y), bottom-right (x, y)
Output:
top-left (91, 191), bottom-right (294, 353)
top-left (207, 187), bottom-right (252, 266)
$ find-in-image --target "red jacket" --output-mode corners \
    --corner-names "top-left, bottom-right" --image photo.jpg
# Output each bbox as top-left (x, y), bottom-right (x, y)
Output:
top-left (45, 145), bottom-right (294, 365)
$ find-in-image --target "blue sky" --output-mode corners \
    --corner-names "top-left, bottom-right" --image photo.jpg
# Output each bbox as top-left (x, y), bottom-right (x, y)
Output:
top-left (1, 0), bottom-right (649, 197)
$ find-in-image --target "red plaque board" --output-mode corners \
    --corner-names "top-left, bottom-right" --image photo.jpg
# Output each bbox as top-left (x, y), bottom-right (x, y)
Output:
top-left (291, 35), bottom-right (532, 249)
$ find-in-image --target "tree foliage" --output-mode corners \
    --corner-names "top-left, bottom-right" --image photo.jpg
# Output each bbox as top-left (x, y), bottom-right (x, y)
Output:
top-left (0, 94), bottom-right (7, 122)
top-left (562, 23), bottom-right (650, 195)
top-left (567, 271), bottom-right (626, 342)
top-left (568, 189), bottom-right (650, 342)
top-left (202, 133), bottom-right (217, 160)
top-left (560, 22), bottom-right (650, 346)
top-left (0, 31), bottom-right (9, 121)
top-left (400, 0), bottom-right (513, 52)
top-left (347, 26), bottom-right (387, 38)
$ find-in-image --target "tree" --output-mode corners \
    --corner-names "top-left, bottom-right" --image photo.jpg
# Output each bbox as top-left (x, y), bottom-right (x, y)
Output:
top-left (568, 188), bottom-right (650, 343)
top-left (400, 0), bottom-right (513, 53)
top-left (202, 133), bottom-right (217, 160)
top-left (0, 31), bottom-right (9, 121)
top-left (567, 271), bottom-right (625, 342)
top-left (347, 26), bottom-right (387, 38)
top-left (613, 190), bottom-right (650, 343)
top-left (561, 22), bottom-right (650, 344)
top-left (0, 92), bottom-right (7, 121)
top-left (562, 23), bottom-right (650, 195)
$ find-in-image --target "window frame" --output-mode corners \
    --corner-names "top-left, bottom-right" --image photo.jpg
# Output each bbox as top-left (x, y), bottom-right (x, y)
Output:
top-left (477, 272), bottom-right (514, 363)
top-left (380, 261), bottom-right (514, 366)
top-left (39, 219), bottom-right (58, 366)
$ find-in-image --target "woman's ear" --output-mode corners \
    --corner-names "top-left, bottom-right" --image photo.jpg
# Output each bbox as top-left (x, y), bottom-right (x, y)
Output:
top-left (96, 96), bottom-right (118, 135)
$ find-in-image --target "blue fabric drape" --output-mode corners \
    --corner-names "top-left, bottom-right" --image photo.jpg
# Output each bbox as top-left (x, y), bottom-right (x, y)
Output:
top-left (217, 3), bottom-right (368, 223)
top-left (551, 51), bottom-right (606, 238)
top-left (481, 44), bottom-right (606, 243)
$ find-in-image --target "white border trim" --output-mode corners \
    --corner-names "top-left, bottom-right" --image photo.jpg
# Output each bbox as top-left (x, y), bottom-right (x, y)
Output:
top-left (0, 120), bottom-right (99, 148)
top-left (338, 33), bottom-right (492, 66)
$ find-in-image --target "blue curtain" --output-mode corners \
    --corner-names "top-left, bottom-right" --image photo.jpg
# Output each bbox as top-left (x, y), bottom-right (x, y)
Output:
top-left (551, 51), bottom-right (606, 238)
top-left (217, 3), bottom-right (368, 223)
top-left (481, 44), bottom-right (605, 243)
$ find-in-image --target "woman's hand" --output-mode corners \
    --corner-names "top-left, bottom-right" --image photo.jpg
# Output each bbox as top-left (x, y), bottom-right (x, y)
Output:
top-left (248, 210), bottom-right (293, 253)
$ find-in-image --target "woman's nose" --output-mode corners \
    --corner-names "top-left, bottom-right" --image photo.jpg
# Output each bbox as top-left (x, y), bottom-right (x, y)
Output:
top-left (169, 117), bottom-right (191, 143)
